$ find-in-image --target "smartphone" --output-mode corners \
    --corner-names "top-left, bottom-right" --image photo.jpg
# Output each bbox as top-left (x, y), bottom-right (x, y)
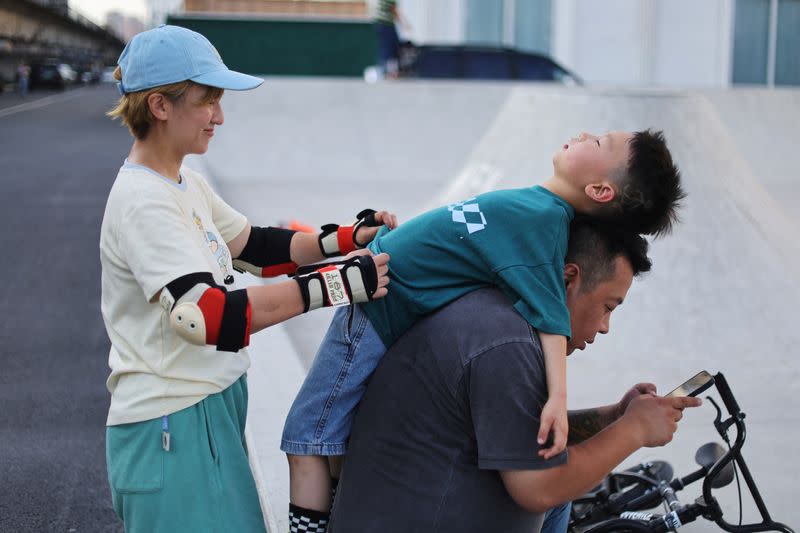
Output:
top-left (666, 370), bottom-right (715, 398)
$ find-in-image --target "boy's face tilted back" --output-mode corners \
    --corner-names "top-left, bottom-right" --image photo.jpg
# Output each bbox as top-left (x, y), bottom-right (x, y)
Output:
top-left (552, 130), bottom-right (633, 201)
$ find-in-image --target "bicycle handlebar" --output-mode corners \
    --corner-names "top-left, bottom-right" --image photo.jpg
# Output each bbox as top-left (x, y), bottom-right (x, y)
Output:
top-left (584, 373), bottom-right (795, 533)
top-left (712, 372), bottom-right (742, 418)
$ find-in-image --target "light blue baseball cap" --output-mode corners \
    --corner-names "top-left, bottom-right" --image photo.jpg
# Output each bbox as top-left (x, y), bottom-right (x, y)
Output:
top-left (117, 24), bottom-right (263, 94)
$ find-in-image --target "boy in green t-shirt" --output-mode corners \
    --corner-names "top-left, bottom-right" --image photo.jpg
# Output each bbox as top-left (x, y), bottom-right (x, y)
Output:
top-left (281, 130), bottom-right (684, 530)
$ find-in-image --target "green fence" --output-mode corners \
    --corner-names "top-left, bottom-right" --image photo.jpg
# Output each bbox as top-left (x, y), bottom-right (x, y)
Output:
top-left (167, 15), bottom-right (377, 77)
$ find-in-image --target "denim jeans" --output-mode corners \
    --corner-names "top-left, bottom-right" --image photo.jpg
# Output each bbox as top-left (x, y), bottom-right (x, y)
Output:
top-left (282, 305), bottom-right (386, 455)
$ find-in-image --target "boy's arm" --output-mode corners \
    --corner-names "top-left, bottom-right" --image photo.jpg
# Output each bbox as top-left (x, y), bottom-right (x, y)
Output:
top-left (537, 332), bottom-right (568, 458)
top-left (539, 332), bottom-right (567, 400)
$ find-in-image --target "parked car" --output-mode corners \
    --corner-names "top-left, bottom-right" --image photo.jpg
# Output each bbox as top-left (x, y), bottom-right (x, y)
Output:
top-left (78, 66), bottom-right (101, 84)
top-left (29, 62), bottom-right (77, 90)
top-left (401, 44), bottom-right (582, 84)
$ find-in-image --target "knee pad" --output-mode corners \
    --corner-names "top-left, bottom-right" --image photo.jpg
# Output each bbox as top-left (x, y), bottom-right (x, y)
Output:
top-left (159, 273), bottom-right (251, 352)
top-left (294, 255), bottom-right (378, 312)
top-left (232, 226), bottom-right (298, 277)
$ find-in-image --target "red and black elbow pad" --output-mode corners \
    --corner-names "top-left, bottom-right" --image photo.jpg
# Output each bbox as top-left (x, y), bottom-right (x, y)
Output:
top-left (161, 273), bottom-right (252, 352)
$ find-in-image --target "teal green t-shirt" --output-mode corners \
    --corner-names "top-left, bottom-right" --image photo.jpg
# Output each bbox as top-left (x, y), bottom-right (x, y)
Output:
top-left (363, 186), bottom-right (574, 347)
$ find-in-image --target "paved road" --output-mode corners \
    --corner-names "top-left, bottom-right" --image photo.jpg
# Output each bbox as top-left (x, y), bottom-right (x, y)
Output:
top-left (0, 86), bottom-right (127, 532)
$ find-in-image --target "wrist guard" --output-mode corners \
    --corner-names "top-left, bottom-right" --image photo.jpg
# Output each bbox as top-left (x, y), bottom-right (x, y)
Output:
top-left (318, 209), bottom-right (381, 258)
top-left (233, 226), bottom-right (298, 277)
top-left (294, 255), bottom-right (378, 312)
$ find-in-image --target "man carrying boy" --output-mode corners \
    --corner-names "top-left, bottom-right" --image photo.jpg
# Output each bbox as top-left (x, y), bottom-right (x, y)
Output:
top-left (327, 220), bottom-right (701, 532)
top-left (281, 130), bottom-right (684, 530)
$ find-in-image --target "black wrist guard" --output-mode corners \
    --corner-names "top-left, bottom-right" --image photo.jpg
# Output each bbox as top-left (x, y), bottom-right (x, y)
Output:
top-left (294, 255), bottom-right (378, 312)
top-left (318, 209), bottom-right (381, 258)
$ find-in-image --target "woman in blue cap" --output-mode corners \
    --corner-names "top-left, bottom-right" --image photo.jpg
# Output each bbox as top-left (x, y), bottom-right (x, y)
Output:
top-left (100, 25), bottom-right (395, 532)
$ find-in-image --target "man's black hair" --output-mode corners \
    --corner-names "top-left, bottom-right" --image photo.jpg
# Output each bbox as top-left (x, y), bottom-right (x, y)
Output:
top-left (566, 216), bottom-right (652, 293)
top-left (610, 129), bottom-right (686, 238)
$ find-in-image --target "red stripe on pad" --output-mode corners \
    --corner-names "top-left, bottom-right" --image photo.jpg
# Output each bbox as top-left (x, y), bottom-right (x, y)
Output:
top-left (197, 288), bottom-right (225, 345)
top-left (337, 226), bottom-right (356, 255)
top-left (262, 262), bottom-right (298, 277)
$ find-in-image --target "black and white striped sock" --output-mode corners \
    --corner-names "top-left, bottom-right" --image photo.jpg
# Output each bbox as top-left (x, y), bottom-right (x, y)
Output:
top-left (288, 503), bottom-right (329, 533)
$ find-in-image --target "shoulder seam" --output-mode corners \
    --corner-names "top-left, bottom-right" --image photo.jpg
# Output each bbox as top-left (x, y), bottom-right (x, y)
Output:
top-left (461, 337), bottom-right (539, 368)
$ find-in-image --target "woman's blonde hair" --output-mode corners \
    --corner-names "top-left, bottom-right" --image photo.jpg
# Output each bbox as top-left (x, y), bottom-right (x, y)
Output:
top-left (107, 66), bottom-right (223, 140)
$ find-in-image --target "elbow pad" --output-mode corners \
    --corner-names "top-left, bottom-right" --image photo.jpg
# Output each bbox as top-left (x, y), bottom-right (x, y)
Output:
top-left (233, 226), bottom-right (298, 278)
top-left (318, 209), bottom-right (380, 258)
top-left (294, 255), bottom-right (378, 312)
top-left (159, 273), bottom-right (252, 352)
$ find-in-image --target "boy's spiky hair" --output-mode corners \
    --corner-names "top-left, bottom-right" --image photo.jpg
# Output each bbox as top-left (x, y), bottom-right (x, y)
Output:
top-left (612, 129), bottom-right (686, 238)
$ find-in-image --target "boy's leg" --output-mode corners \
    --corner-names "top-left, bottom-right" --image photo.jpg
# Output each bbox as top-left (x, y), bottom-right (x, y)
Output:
top-left (106, 375), bottom-right (264, 533)
top-left (287, 454), bottom-right (333, 511)
top-left (282, 304), bottom-right (386, 526)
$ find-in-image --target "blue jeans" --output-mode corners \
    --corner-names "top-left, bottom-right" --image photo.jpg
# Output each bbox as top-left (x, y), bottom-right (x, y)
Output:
top-left (541, 502), bottom-right (571, 533)
top-left (282, 305), bottom-right (386, 455)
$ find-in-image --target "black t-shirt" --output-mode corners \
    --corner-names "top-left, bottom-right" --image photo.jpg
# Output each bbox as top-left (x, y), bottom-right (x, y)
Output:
top-left (329, 288), bottom-right (568, 533)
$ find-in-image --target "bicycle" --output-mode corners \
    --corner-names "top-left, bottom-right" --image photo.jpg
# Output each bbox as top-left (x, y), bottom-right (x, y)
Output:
top-left (568, 372), bottom-right (794, 533)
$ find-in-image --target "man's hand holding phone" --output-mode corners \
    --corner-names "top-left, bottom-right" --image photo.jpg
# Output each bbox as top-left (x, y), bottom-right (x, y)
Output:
top-left (622, 394), bottom-right (703, 448)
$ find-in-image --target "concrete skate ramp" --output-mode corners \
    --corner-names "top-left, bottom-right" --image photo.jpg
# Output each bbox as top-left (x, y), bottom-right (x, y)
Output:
top-left (206, 80), bottom-right (800, 531)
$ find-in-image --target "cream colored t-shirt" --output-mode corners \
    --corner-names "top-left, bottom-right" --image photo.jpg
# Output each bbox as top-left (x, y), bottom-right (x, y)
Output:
top-left (100, 161), bottom-right (249, 426)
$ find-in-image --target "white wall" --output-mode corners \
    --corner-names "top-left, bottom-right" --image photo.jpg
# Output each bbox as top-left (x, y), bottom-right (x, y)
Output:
top-left (552, 0), bottom-right (734, 87)
top-left (652, 0), bottom-right (733, 87)
top-left (398, 0), bottom-right (465, 44)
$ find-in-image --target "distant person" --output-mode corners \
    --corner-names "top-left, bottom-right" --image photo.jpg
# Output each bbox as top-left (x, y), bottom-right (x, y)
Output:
top-left (373, 0), bottom-right (408, 78)
top-left (283, 130), bottom-right (684, 531)
top-left (328, 221), bottom-right (702, 532)
top-left (17, 61), bottom-right (30, 97)
top-left (100, 24), bottom-right (395, 533)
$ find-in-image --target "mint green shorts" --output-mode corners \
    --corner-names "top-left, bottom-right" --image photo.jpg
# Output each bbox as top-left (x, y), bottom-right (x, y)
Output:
top-left (106, 375), bottom-right (266, 533)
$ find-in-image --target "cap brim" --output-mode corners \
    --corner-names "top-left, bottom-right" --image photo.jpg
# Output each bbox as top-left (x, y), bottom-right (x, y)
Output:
top-left (191, 68), bottom-right (264, 91)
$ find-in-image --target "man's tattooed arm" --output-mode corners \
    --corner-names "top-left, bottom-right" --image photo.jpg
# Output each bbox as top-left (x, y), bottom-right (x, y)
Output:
top-left (567, 404), bottom-right (620, 445)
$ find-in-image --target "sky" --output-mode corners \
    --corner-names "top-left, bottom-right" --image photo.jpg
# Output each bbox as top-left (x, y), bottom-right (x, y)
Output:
top-left (70, 0), bottom-right (148, 26)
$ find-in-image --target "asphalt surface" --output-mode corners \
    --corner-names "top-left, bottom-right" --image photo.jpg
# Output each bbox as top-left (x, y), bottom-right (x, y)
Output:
top-left (0, 85), bottom-right (128, 532)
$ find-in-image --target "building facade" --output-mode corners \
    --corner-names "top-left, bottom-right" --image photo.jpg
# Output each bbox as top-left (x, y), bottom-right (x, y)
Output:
top-left (397, 0), bottom-right (799, 88)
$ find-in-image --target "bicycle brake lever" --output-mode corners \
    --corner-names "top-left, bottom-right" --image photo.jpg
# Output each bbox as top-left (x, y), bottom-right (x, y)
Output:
top-left (707, 396), bottom-right (737, 443)
top-left (708, 396), bottom-right (722, 425)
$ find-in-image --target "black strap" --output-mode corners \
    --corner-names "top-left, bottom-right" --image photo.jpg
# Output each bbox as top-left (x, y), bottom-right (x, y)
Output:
top-left (165, 272), bottom-right (218, 301)
top-left (294, 274), bottom-right (313, 313)
top-left (217, 289), bottom-right (249, 352)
